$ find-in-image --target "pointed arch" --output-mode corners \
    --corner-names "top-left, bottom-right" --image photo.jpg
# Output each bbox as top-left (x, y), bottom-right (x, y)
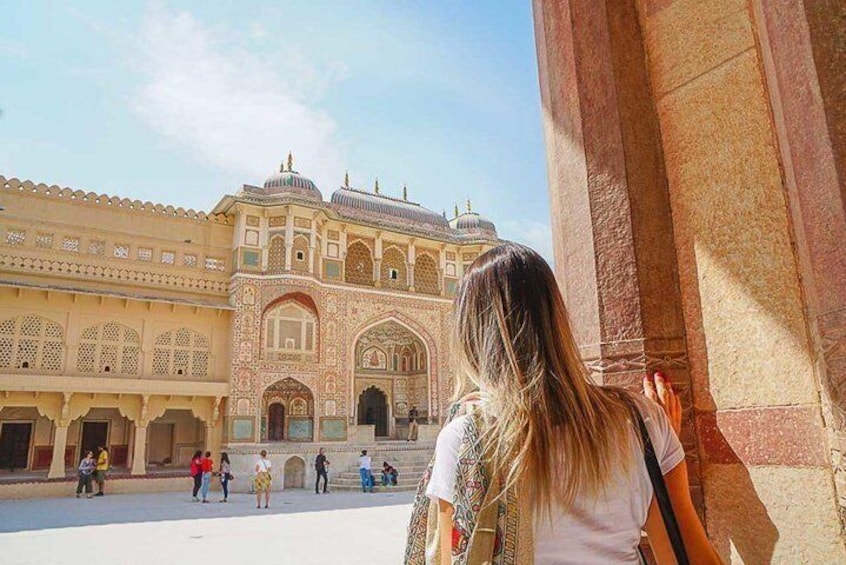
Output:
top-left (345, 240), bottom-right (374, 286)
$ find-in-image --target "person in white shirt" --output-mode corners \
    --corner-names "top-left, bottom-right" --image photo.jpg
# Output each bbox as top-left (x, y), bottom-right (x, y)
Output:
top-left (253, 449), bottom-right (272, 509)
top-left (408, 243), bottom-right (721, 565)
top-left (358, 449), bottom-right (373, 493)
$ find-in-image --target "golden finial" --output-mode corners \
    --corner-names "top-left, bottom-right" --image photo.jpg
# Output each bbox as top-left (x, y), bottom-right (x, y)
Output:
top-left (466, 199), bottom-right (472, 213)
top-left (454, 203), bottom-right (459, 217)
top-left (442, 209), bottom-right (447, 219)
top-left (287, 151), bottom-right (294, 172)
top-left (374, 178), bottom-right (380, 194)
top-left (403, 184), bottom-right (408, 201)
top-left (344, 171), bottom-right (349, 188)
top-left (279, 161), bottom-right (285, 173)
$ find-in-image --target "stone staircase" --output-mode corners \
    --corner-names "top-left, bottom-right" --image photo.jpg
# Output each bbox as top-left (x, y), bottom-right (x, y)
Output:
top-left (329, 443), bottom-right (433, 493)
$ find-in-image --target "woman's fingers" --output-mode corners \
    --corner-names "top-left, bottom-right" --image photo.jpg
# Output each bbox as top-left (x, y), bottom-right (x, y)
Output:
top-left (643, 375), bottom-right (658, 401)
top-left (654, 371), bottom-right (682, 436)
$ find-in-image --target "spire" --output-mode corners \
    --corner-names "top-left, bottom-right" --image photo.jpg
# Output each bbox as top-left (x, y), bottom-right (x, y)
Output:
top-left (287, 151), bottom-right (294, 172)
top-left (374, 178), bottom-right (380, 194)
top-left (280, 161), bottom-right (285, 173)
top-left (454, 203), bottom-right (459, 218)
top-left (442, 209), bottom-right (447, 219)
top-left (344, 171), bottom-right (350, 188)
top-left (403, 184), bottom-right (408, 201)
top-left (466, 199), bottom-right (472, 213)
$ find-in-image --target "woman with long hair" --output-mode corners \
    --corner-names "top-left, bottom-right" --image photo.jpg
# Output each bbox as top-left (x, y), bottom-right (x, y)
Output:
top-left (406, 243), bottom-right (720, 564)
top-left (190, 450), bottom-right (203, 502)
top-left (219, 451), bottom-right (232, 503)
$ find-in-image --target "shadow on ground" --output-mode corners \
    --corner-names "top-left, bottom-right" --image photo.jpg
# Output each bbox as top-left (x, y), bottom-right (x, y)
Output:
top-left (0, 489), bottom-right (415, 533)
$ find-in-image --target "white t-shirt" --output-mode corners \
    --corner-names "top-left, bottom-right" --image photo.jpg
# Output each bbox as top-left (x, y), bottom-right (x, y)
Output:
top-left (426, 395), bottom-right (684, 564)
top-left (255, 458), bottom-right (272, 474)
top-left (359, 455), bottom-right (372, 470)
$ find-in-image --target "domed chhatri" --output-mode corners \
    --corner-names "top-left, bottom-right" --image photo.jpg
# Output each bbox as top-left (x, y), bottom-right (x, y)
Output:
top-left (449, 199), bottom-right (497, 236)
top-left (249, 152), bottom-right (323, 201)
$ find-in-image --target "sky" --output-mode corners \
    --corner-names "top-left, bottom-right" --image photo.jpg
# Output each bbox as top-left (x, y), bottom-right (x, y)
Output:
top-left (0, 1), bottom-right (552, 259)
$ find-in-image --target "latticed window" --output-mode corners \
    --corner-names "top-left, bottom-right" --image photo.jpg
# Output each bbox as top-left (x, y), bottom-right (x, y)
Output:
top-left (88, 240), bottom-right (105, 255)
top-left (263, 301), bottom-right (317, 362)
top-left (415, 253), bottom-right (440, 295)
top-left (62, 237), bottom-right (80, 252)
top-left (76, 322), bottom-right (141, 375)
top-left (5, 229), bottom-right (26, 245)
top-left (183, 254), bottom-right (197, 267)
top-left (204, 257), bottom-right (224, 271)
top-left (381, 246), bottom-right (407, 289)
top-left (137, 247), bottom-right (153, 261)
top-left (161, 251), bottom-right (175, 264)
top-left (35, 233), bottom-right (53, 248)
top-left (114, 244), bottom-right (129, 259)
top-left (292, 235), bottom-right (309, 271)
top-left (268, 235), bottom-right (286, 273)
top-left (344, 241), bottom-right (374, 286)
top-left (0, 315), bottom-right (64, 371)
top-left (152, 328), bottom-right (210, 377)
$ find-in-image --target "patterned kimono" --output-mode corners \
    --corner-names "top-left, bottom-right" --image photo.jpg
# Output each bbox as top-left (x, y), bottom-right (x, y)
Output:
top-left (405, 401), bottom-right (534, 565)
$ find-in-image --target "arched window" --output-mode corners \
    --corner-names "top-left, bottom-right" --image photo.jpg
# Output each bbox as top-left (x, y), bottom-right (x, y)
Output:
top-left (152, 328), bottom-right (210, 377)
top-left (344, 240), bottom-right (374, 286)
top-left (414, 253), bottom-right (440, 295)
top-left (77, 322), bottom-right (140, 375)
top-left (0, 315), bottom-right (64, 371)
top-left (292, 234), bottom-right (309, 271)
top-left (381, 246), bottom-right (407, 289)
top-left (268, 234), bottom-right (286, 273)
top-left (263, 300), bottom-right (317, 362)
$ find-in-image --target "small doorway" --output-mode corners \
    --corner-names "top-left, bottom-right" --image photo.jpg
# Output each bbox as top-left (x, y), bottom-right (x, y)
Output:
top-left (0, 423), bottom-right (32, 471)
top-left (284, 457), bottom-right (305, 488)
top-left (81, 421), bottom-right (109, 461)
top-left (268, 403), bottom-right (285, 442)
top-left (147, 423), bottom-right (175, 466)
top-left (358, 386), bottom-right (388, 437)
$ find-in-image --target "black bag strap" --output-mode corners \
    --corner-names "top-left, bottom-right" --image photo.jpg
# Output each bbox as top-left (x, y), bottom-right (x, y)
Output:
top-left (629, 399), bottom-right (690, 565)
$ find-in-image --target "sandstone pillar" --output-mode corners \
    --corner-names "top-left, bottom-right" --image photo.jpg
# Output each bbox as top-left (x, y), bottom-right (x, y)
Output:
top-left (532, 0), bottom-right (697, 483)
top-left (47, 424), bottom-right (69, 479)
top-left (130, 423), bottom-right (148, 476)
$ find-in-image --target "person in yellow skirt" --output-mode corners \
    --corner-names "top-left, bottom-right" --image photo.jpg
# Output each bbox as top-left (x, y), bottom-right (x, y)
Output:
top-left (253, 449), bottom-right (272, 509)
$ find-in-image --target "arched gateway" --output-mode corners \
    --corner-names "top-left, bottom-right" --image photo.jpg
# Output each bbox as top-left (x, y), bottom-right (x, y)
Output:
top-left (261, 378), bottom-right (314, 442)
top-left (353, 320), bottom-right (429, 439)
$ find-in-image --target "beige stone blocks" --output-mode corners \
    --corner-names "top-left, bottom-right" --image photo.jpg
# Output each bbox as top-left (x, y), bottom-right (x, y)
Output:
top-left (704, 464), bottom-right (846, 563)
top-left (639, 0), bottom-right (755, 98)
top-left (657, 50), bottom-right (817, 410)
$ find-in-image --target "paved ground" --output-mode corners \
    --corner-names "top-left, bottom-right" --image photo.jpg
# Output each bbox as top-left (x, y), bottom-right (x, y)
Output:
top-left (0, 489), bottom-right (415, 564)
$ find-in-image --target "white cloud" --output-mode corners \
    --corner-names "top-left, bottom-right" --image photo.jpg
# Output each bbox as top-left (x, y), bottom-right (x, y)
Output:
top-left (500, 219), bottom-right (555, 266)
top-left (131, 4), bottom-right (345, 190)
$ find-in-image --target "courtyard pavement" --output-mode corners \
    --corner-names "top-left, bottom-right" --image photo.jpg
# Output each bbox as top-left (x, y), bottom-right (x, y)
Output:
top-left (0, 489), bottom-right (415, 564)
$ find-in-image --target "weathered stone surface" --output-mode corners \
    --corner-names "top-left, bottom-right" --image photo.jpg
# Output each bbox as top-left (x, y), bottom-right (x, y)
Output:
top-left (657, 50), bottom-right (817, 410)
top-left (639, 0), bottom-right (755, 97)
top-left (704, 465), bottom-right (846, 563)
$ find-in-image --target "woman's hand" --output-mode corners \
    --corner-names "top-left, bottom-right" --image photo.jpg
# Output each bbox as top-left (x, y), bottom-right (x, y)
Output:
top-left (643, 371), bottom-right (682, 436)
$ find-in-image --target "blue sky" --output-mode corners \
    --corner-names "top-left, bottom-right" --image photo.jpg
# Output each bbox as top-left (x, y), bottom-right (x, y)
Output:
top-left (1, 1), bottom-right (551, 258)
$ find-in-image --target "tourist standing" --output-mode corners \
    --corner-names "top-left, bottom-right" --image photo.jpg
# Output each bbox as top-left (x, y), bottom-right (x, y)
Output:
top-left (358, 449), bottom-right (373, 493)
top-left (75, 451), bottom-right (95, 498)
top-left (94, 446), bottom-right (109, 496)
top-left (407, 405), bottom-right (419, 441)
top-left (200, 451), bottom-right (213, 503)
top-left (190, 450), bottom-right (203, 502)
top-left (405, 243), bottom-right (720, 564)
top-left (315, 447), bottom-right (330, 494)
top-left (218, 452), bottom-right (232, 503)
top-left (254, 449), bottom-right (272, 509)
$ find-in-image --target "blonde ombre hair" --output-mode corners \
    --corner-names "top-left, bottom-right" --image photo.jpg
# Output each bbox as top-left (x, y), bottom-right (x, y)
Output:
top-left (453, 243), bottom-right (636, 516)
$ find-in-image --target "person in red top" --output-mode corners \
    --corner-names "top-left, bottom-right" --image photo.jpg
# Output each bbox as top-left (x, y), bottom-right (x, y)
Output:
top-left (200, 451), bottom-right (214, 503)
top-left (190, 450), bottom-right (203, 502)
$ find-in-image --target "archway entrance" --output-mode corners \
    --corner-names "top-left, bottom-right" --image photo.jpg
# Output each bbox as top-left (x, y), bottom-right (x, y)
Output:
top-left (284, 457), bottom-right (305, 488)
top-left (354, 319), bottom-right (430, 439)
top-left (268, 403), bottom-right (285, 442)
top-left (358, 386), bottom-right (388, 438)
top-left (261, 378), bottom-right (314, 442)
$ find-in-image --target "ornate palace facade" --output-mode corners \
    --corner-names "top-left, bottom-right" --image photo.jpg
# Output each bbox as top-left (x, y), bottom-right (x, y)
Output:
top-left (0, 157), bottom-right (497, 491)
